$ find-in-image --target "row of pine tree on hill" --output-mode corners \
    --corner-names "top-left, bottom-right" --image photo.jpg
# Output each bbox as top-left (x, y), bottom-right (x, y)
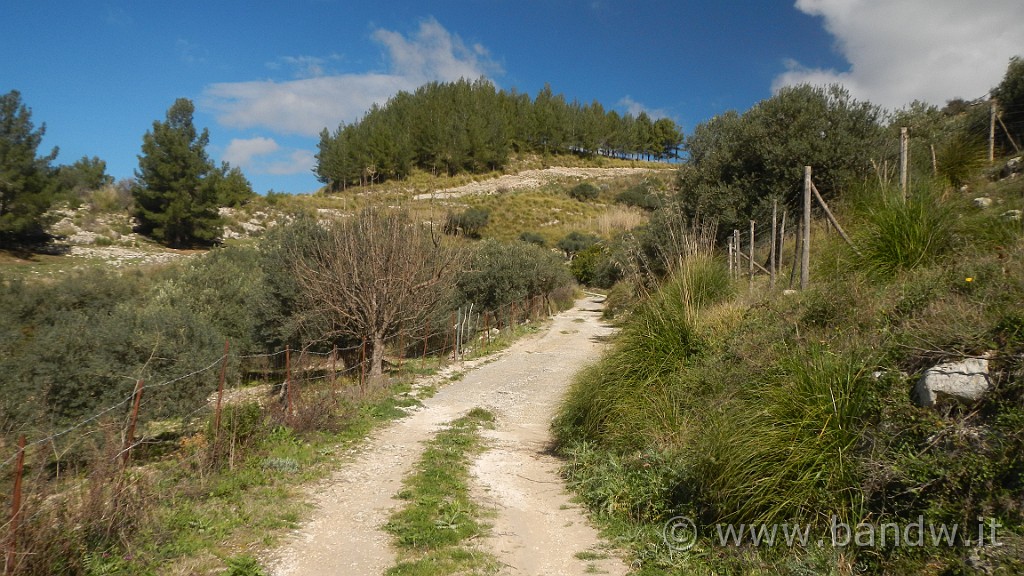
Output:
top-left (315, 78), bottom-right (684, 189)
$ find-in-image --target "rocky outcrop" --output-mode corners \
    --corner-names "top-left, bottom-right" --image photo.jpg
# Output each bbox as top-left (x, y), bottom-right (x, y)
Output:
top-left (913, 357), bottom-right (991, 408)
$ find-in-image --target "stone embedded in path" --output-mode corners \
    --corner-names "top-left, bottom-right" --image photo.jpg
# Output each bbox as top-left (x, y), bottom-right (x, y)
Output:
top-left (913, 357), bottom-right (991, 408)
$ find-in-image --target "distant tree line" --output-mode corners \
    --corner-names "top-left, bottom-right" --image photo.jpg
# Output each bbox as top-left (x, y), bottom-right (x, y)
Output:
top-left (315, 78), bottom-right (684, 189)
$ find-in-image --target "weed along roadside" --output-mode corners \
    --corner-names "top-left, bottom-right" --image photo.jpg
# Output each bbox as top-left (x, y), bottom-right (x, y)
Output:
top-left (266, 295), bottom-right (629, 576)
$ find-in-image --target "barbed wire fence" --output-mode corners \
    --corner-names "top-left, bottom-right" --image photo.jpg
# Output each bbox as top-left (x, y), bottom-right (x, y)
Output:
top-left (0, 292), bottom-right (555, 574)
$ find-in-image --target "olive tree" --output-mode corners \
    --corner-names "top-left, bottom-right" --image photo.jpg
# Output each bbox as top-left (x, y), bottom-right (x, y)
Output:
top-left (289, 209), bottom-right (463, 380)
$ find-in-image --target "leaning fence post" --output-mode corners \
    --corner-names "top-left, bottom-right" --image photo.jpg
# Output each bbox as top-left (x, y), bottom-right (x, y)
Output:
top-left (214, 339), bottom-right (230, 448)
top-left (123, 379), bottom-right (144, 466)
top-left (5, 436), bottom-right (26, 576)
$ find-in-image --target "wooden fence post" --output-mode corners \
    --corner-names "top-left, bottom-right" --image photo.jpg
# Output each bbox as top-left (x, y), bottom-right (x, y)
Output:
top-left (801, 166), bottom-right (811, 290)
top-left (748, 220), bottom-right (755, 291)
top-left (997, 111), bottom-right (1023, 154)
top-left (727, 235), bottom-right (734, 277)
top-left (214, 339), bottom-right (230, 447)
top-left (990, 99), bottom-right (997, 163)
top-left (5, 436), bottom-right (26, 576)
top-left (732, 230), bottom-right (739, 279)
top-left (123, 380), bottom-right (144, 466)
top-left (900, 127), bottom-right (909, 198)
top-left (790, 218), bottom-right (801, 289)
top-left (809, 180), bottom-right (859, 254)
top-left (779, 208), bottom-right (787, 281)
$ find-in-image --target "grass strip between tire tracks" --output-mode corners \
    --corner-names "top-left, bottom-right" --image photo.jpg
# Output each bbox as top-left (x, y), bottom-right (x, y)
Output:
top-left (383, 407), bottom-right (500, 576)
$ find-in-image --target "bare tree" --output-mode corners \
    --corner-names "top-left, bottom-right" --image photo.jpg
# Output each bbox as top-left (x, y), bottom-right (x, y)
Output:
top-left (290, 208), bottom-right (462, 381)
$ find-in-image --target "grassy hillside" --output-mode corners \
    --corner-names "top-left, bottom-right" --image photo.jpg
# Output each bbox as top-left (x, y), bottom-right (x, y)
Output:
top-left (554, 169), bottom-right (1024, 575)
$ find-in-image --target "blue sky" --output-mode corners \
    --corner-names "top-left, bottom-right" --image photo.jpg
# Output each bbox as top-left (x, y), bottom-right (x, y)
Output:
top-left (4, 1), bottom-right (1022, 194)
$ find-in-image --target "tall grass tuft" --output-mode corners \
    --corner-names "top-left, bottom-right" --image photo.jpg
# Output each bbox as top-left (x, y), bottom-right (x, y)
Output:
top-left (855, 183), bottom-right (955, 277)
top-left (696, 346), bottom-right (876, 527)
top-left (554, 254), bottom-right (732, 452)
top-left (935, 132), bottom-right (986, 190)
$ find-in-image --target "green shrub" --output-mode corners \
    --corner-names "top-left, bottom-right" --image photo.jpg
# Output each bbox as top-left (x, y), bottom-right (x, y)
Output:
top-left (518, 231), bottom-right (546, 246)
top-left (615, 184), bottom-right (662, 211)
top-left (568, 182), bottom-right (599, 202)
top-left (444, 207), bottom-right (490, 238)
top-left (456, 238), bottom-right (574, 312)
top-left (556, 231), bottom-right (600, 258)
top-left (569, 244), bottom-right (620, 287)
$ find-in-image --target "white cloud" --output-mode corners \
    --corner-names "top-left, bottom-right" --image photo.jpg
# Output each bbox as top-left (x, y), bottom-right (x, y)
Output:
top-left (223, 137), bottom-right (280, 168)
top-left (264, 150), bottom-right (316, 176)
top-left (266, 54), bottom-right (344, 79)
top-left (773, 0), bottom-right (1024, 110)
top-left (203, 18), bottom-right (500, 137)
top-left (221, 137), bottom-right (313, 176)
top-left (617, 96), bottom-right (671, 120)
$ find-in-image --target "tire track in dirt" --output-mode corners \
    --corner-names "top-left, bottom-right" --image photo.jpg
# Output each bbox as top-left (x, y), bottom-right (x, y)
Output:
top-left (267, 296), bottom-right (626, 575)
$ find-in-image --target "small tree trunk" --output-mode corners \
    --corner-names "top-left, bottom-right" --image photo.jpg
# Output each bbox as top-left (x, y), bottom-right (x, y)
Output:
top-left (369, 333), bottom-right (386, 381)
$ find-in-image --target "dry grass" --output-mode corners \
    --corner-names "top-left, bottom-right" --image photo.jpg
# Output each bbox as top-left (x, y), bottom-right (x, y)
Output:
top-left (583, 205), bottom-right (647, 237)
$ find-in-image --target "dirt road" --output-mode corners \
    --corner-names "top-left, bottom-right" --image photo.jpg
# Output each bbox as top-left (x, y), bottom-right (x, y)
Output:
top-left (411, 166), bottom-right (667, 200)
top-left (267, 295), bottom-right (628, 576)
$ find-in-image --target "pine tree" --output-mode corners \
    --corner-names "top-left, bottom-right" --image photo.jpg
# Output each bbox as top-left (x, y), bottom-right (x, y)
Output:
top-left (0, 90), bottom-right (58, 241)
top-left (133, 98), bottom-right (222, 247)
